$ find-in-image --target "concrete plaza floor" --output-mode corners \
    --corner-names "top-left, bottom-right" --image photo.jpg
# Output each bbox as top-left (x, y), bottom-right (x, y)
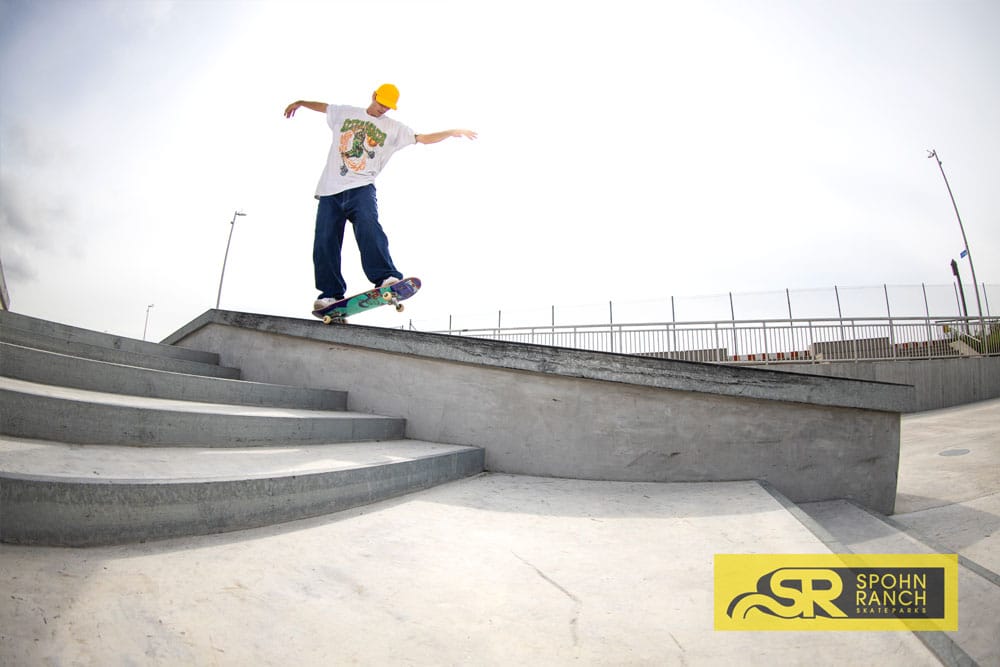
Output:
top-left (2, 399), bottom-right (997, 666)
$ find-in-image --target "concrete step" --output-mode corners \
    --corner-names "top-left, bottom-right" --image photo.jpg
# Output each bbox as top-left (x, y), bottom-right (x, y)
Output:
top-left (0, 342), bottom-right (347, 410)
top-left (0, 310), bottom-right (219, 365)
top-left (0, 437), bottom-right (485, 546)
top-left (0, 314), bottom-right (485, 549)
top-left (798, 499), bottom-right (1000, 667)
top-left (0, 377), bottom-right (403, 446)
top-left (0, 326), bottom-right (240, 379)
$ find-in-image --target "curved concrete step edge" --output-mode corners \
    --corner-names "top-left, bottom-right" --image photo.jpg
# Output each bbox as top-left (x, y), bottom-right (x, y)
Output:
top-left (0, 310), bottom-right (220, 365)
top-left (0, 387), bottom-right (404, 446)
top-left (0, 448), bottom-right (486, 546)
top-left (1, 342), bottom-right (347, 410)
top-left (0, 327), bottom-right (239, 379)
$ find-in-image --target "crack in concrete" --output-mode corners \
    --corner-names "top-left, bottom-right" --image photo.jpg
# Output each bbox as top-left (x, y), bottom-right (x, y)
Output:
top-left (512, 552), bottom-right (582, 645)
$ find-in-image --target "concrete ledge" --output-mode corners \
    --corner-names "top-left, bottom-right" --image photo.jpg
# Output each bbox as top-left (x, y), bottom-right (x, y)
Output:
top-left (165, 310), bottom-right (914, 412)
top-left (165, 310), bottom-right (912, 513)
top-left (0, 342), bottom-right (347, 410)
top-left (0, 442), bottom-right (485, 546)
top-left (749, 357), bottom-right (1000, 412)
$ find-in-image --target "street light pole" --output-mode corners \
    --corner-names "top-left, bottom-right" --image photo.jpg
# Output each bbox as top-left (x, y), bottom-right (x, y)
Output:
top-left (143, 304), bottom-right (155, 341)
top-left (927, 150), bottom-right (986, 339)
top-left (950, 260), bottom-right (969, 333)
top-left (216, 210), bottom-right (246, 309)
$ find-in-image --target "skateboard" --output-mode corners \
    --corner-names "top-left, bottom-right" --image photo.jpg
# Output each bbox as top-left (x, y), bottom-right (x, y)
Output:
top-left (312, 277), bottom-right (422, 324)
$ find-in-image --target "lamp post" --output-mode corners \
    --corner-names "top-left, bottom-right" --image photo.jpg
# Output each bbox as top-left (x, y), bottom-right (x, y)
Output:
top-left (927, 150), bottom-right (986, 339)
top-left (216, 210), bottom-right (246, 309)
top-left (950, 260), bottom-right (969, 333)
top-left (143, 304), bottom-right (155, 341)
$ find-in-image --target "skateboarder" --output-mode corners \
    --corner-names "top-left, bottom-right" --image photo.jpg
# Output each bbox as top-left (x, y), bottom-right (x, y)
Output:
top-left (284, 84), bottom-right (477, 315)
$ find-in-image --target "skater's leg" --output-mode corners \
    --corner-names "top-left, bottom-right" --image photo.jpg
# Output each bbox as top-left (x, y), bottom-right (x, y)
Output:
top-left (348, 184), bottom-right (403, 286)
top-left (314, 194), bottom-right (349, 299)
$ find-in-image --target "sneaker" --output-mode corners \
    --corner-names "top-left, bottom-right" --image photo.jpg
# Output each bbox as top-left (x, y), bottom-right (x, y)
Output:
top-left (378, 277), bottom-right (400, 288)
top-left (313, 297), bottom-right (341, 312)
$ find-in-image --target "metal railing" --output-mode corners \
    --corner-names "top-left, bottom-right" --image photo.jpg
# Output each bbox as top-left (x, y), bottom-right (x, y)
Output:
top-left (435, 316), bottom-right (1000, 365)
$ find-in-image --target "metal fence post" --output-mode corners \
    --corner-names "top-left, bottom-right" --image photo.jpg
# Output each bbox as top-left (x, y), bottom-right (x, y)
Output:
top-left (922, 283), bottom-right (933, 350)
top-left (609, 301), bottom-right (614, 353)
top-left (729, 292), bottom-right (738, 358)
top-left (762, 320), bottom-right (769, 364)
top-left (671, 295), bottom-right (677, 357)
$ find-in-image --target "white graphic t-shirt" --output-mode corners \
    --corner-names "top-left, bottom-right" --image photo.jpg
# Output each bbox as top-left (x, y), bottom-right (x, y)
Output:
top-left (315, 105), bottom-right (417, 197)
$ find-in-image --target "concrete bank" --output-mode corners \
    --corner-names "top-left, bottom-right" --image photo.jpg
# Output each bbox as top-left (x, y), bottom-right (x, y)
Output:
top-left (165, 310), bottom-right (914, 514)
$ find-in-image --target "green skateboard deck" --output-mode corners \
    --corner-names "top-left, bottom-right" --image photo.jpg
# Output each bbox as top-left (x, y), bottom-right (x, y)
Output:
top-left (312, 277), bottom-right (421, 324)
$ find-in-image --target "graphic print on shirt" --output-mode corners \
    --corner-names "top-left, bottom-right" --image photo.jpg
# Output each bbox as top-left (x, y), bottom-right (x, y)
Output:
top-left (338, 118), bottom-right (389, 176)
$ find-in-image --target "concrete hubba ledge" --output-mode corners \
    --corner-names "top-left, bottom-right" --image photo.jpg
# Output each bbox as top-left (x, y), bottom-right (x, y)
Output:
top-left (165, 310), bottom-right (915, 514)
top-left (164, 310), bottom-right (914, 413)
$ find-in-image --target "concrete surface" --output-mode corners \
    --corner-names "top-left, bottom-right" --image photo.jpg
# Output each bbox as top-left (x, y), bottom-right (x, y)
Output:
top-left (2, 399), bottom-right (996, 665)
top-left (165, 311), bottom-right (911, 513)
top-left (0, 478), bottom-right (939, 666)
top-left (894, 398), bottom-right (1000, 575)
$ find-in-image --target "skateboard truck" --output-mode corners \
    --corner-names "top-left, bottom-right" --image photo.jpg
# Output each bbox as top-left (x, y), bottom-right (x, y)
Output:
top-left (321, 312), bottom-right (348, 325)
top-left (381, 289), bottom-right (404, 312)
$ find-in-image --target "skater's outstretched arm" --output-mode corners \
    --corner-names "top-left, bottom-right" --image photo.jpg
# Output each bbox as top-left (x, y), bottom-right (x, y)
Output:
top-left (284, 100), bottom-right (329, 118)
top-left (415, 129), bottom-right (478, 144)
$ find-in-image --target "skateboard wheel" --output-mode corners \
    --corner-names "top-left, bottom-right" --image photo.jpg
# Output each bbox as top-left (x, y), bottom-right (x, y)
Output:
top-left (395, 304), bottom-right (405, 313)
top-left (323, 316), bottom-right (333, 325)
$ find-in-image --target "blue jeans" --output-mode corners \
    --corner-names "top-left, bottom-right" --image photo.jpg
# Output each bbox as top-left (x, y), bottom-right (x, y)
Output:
top-left (313, 184), bottom-right (402, 299)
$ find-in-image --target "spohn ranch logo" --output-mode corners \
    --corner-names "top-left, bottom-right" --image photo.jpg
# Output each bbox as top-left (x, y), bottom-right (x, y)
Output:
top-left (714, 554), bottom-right (957, 631)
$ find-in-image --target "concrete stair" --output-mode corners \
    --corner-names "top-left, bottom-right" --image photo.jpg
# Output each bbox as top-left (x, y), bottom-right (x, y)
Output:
top-left (0, 311), bottom-right (238, 378)
top-left (0, 311), bottom-right (484, 546)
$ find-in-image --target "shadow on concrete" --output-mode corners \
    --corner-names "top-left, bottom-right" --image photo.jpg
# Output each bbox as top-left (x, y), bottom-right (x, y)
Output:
top-left (893, 493), bottom-right (1000, 555)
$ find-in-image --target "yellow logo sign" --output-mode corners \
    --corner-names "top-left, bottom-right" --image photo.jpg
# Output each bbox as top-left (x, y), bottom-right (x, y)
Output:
top-left (715, 554), bottom-right (958, 631)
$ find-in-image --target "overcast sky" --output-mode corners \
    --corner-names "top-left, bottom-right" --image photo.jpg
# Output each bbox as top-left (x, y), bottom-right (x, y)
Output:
top-left (1, 0), bottom-right (998, 340)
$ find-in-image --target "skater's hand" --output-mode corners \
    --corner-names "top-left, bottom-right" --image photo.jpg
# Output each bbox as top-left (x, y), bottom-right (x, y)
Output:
top-left (284, 100), bottom-right (328, 118)
top-left (416, 129), bottom-right (478, 144)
